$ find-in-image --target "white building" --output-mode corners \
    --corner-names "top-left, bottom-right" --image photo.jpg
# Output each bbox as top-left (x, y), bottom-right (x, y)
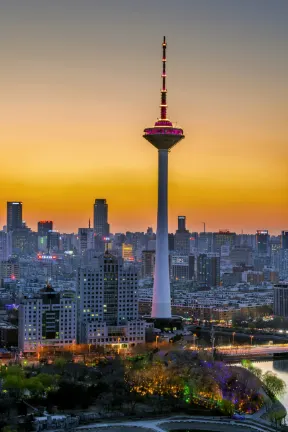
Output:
top-left (18, 285), bottom-right (76, 352)
top-left (77, 252), bottom-right (145, 348)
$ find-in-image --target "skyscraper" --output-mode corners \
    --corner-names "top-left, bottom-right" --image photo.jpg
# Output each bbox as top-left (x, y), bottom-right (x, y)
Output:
top-left (274, 283), bottom-right (288, 317)
top-left (175, 216), bottom-right (190, 254)
top-left (93, 199), bottom-right (109, 237)
top-left (77, 252), bottom-right (145, 347)
top-left (38, 220), bottom-right (53, 237)
top-left (7, 202), bottom-right (22, 232)
top-left (143, 37), bottom-right (185, 319)
top-left (197, 253), bottom-right (220, 287)
top-left (281, 231), bottom-right (288, 250)
top-left (256, 230), bottom-right (270, 256)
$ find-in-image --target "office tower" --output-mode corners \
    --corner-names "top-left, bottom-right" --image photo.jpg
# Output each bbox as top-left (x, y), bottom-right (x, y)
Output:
top-left (198, 232), bottom-right (213, 253)
top-left (12, 227), bottom-right (37, 256)
top-left (197, 253), bottom-right (220, 287)
top-left (93, 199), bottom-right (109, 237)
top-left (213, 230), bottom-right (236, 254)
top-left (0, 258), bottom-right (20, 280)
top-left (0, 231), bottom-right (10, 261)
top-left (171, 254), bottom-right (195, 281)
top-left (143, 37), bottom-right (185, 318)
top-left (38, 221), bottom-right (53, 237)
top-left (77, 252), bottom-right (145, 347)
top-left (274, 283), bottom-right (288, 317)
top-left (177, 216), bottom-right (186, 232)
top-left (175, 216), bottom-right (190, 254)
top-left (18, 285), bottom-right (76, 352)
top-left (168, 233), bottom-right (175, 251)
top-left (236, 234), bottom-right (256, 250)
top-left (78, 228), bottom-right (94, 254)
top-left (141, 250), bottom-right (155, 278)
top-left (7, 202), bottom-right (22, 232)
top-left (189, 232), bottom-right (198, 252)
top-left (47, 230), bottom-right (60, 252)
top-left (281, 231), bottom-right (288, 250)
top-left (122, 244), bottom-right (134, 261)
top-left (256, 230), bottom-right (270, 256)
top-left (229, 246), bottom-right (253, 266)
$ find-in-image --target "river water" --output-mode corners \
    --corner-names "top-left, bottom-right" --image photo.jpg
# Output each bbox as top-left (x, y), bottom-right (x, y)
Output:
top-left (256, 360), bottom-right (288, 412)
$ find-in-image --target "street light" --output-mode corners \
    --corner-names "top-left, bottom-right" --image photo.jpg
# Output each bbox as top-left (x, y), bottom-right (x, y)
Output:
top-left (88, 343), bottom-right (91, 354)
top-left (250, 335), bottom-right (254, 346)
top-left (155, 335), bottom-right (159, 348)
top-left (118, 337), bottom-right (121, 355)
top-left (232, 332), bottom-right (236, 345)
top-left (193, 333), bottom-right (197, 348)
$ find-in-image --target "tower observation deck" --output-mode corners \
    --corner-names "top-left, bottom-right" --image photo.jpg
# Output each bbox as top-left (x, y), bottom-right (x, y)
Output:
top-left (143, 37), bottom-right (185, 319)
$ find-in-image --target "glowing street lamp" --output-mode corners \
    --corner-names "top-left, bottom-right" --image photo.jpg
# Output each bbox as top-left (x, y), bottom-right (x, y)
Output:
top-left (156, 335), bottom-right (159, 348)
top-left (232, 332), bottom-right (236, 345)
top-left (250, 335), bottom-right (254, 346)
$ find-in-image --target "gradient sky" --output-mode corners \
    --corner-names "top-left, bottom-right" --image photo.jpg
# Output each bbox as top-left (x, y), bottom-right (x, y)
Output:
top-left (0, 0), bottom-right (287, 234)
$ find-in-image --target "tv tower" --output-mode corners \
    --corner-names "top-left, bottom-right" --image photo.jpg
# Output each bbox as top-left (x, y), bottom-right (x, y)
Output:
top-left (143, 37), bottom-right (185, 318)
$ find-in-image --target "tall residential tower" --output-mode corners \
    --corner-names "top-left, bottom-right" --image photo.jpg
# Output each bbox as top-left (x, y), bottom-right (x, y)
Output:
top-left (143, 37), bottom-right (185, 318)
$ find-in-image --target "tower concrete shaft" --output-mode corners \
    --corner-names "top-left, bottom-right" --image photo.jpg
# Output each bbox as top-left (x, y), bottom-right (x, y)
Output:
top-left (152, 149), bottom-right (170, 317)
top-left (143, 37), bottom-right (185, 319)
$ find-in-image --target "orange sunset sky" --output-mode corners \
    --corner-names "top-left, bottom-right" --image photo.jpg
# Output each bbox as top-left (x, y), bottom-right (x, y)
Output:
top-left (0, 0), bottom-right (287, 234)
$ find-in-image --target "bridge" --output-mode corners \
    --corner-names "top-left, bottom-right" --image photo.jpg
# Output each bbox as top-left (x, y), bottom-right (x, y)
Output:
top-left (216, 344), bottom-right (288, 361)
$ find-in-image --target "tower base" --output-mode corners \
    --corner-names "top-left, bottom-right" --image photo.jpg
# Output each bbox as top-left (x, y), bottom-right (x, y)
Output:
top-left (146, 317), bottom-right (183, 331)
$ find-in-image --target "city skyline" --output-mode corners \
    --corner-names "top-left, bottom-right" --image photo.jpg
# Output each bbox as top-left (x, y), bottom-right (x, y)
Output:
top-left (1, 0), bottom-right (287, 234)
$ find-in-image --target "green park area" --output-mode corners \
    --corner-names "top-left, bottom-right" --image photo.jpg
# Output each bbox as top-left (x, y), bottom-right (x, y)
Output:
top-left (0, 350), bottom-right (286, 431)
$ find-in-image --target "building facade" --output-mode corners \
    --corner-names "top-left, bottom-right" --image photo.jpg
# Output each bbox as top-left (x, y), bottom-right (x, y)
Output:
top-left (274, 283), bottom-right (288, 317)
top-left (77, 252), bottom-right (145, 348)
top-left (18, 286), bottom-right (76, 352)
top-left (197, 253), bottom-right (220, 287)
top-left (7, 202), bottom-right (22, 232)
top-left (93, 199), bottom-right (109, 237)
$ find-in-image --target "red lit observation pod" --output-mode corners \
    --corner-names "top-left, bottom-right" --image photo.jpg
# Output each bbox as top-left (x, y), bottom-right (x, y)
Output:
top-left (143, 37), bottom-right (185, 319)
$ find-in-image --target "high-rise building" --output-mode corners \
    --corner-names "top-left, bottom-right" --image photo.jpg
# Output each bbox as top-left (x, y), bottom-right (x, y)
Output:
top-left (141, 250), bottom-right (155, 278)
top-left (274, 283), bottom-right (288, 317)
top-left (38, 221), bottom-right (53, 237)
top-left (213, 230), bottom-right (236, 254)
top-left (198, 232), bottom-right (213, 253)
top-left (18, 285), bottom-right (76, 352)
top-left (78, 228), bottom-right (94, 254)
top-left (143, 37), bottom-right (185, 318)
top-left (122, 244), bottom-right (134, 261)
top-left (256, 230), bottom-right (270, 256)
top-left (229, 246), bottom-right (253, 266)
top-left (93, 199), bottom-right (109, 237)
top-left (0, 258), bottom-right (20, 280)
top-left (175, 216), bottom-right (190, 254)
top-left (177, 216), bottom-right (186, 232)
top-left (171, 254), bottom-right (195, 281)
top-left (47, 230), bottom-right (60, 252)
top-left (168, 233), bottom-right (175, 251)
top-left (77, 252), bottom-right (145, 347)
top-left (7, 202), bottom-right (22, 232)
top-left (0, 231), bottom-right (10, 261)
top-left (281, 231), bottom-right (288, 250)
top-left (197, 253), bottom-right (220, 287)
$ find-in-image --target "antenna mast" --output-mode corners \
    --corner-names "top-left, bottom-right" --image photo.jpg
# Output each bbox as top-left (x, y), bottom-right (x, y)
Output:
top-left (160, 36), bottom-right (167, 120)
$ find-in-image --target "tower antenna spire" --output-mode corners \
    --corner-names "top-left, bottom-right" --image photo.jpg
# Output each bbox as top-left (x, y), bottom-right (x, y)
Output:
top-left (160, 36), bottom-right (167, 120)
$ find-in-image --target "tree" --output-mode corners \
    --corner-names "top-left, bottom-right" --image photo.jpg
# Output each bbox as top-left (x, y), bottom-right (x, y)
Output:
top-left (262, 372), bottom-right (286, 398)
top-left (23, 377), bottom-right (45, 396)
top-left (220, 399), bottom-right (235, 416)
